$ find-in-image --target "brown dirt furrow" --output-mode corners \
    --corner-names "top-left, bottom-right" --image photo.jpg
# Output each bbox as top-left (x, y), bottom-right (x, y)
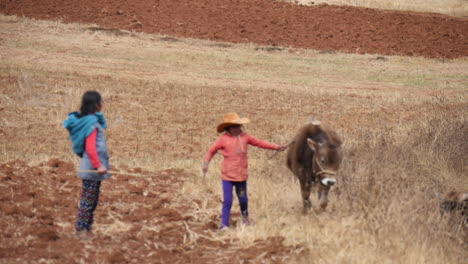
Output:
top-left (0, 0), bottom-right (467, 58)
top-left (0, 159), bottom-right (306, 263)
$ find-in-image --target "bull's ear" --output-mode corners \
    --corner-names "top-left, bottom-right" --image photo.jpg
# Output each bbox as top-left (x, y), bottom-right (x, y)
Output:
top-left (307, 138), bottom-right (318, 152)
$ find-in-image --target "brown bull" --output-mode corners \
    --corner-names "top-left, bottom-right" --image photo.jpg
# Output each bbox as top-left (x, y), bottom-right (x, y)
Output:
top-left (287, 119), bottom-right (343, 213)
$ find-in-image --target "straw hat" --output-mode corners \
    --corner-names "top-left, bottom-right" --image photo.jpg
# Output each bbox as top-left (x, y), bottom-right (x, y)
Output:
top-left (217, 113), bottom-right (250, 133)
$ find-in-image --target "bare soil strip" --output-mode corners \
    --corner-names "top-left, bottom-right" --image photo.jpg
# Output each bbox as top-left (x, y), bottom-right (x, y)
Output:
top-left (1, 0), bottom-right (467, 58)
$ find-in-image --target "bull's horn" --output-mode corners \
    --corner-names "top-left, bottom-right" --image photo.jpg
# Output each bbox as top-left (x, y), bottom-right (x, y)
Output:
top-left (459, 192), bottom-right (468, 202)
top-left (309, 117), bottom-right (321, 126)
top-left (307, 138), bottom-right (318, 152)
top-left (322, 178), bottom-right (336, 186)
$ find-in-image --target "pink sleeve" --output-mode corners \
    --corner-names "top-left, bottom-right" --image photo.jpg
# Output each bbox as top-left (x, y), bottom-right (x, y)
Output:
top-left (85, 129), bottom-right (101, 168)
top-left (247, 134), bottom-right (279, 150)
top-left (204, 137), bottom-right (223, 162)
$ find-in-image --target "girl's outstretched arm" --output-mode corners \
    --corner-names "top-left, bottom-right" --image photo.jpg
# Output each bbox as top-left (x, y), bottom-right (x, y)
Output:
top-left (246, 134), bottom-right (280, 150)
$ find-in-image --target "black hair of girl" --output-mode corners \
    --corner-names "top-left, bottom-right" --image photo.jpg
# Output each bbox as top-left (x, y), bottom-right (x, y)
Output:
top-left (79, 91), bottom-right (102, 118)
top-left (225, 124), bottom-right (242, 132)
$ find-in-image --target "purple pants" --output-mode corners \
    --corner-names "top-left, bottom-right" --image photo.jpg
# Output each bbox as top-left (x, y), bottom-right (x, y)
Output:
top-left (221, 180), bottom-right (248, 227)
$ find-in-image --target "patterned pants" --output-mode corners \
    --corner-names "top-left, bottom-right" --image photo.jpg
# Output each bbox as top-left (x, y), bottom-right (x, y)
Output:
top-left (76, 179), bottom-right (101, 232)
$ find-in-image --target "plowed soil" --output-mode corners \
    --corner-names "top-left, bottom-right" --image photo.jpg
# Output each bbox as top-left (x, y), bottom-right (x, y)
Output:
top-left (1, 0), bottom-right (467, 58)
top-left (0, 159), bottom-right (306, 263)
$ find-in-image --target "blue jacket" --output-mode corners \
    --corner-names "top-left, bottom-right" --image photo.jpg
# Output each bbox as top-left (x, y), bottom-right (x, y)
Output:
top-left (63, 112), bottom-right (107, 157)
top-left (64, 112), bottom-right (110, 180)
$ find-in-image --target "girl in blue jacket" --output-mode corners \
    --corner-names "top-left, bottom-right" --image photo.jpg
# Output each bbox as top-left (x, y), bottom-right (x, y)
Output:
top-left (64, 91), bottom-right (110, 240)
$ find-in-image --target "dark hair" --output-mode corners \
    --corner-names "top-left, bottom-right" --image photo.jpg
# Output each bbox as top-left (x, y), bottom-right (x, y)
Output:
top-left (225, 124), bottom-right (242, 132)
top-left (79, 91), bottom-right (102, 118)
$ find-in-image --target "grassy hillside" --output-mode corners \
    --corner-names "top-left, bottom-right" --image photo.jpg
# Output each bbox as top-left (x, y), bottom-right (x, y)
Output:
top-left (0, 15), bottom-right (467, 263)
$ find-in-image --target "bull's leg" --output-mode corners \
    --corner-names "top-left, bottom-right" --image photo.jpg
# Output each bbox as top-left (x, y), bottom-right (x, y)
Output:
top-left (318, 184), bottom-right (330, 210)
top-left (300, 179), bottom-right (312, 214)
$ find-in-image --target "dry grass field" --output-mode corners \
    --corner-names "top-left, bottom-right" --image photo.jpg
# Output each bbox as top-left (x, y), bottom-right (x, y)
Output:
top-left (288, 0), bottom-right (468, 17)
top-left (0, 15), bottom-right (467, 263)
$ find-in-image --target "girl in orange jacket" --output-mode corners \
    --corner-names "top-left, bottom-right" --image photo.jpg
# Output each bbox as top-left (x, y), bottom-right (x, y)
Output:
top-left (202, 113), bottom-right (286, 230)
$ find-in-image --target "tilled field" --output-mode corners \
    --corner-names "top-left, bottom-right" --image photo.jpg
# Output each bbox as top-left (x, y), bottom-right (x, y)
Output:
top-left (0, 0), bottom-right (467, 263)
top-left (0, 0), bottom-right (467, 58)
top-left (0, 159), bottom-right (306, 263)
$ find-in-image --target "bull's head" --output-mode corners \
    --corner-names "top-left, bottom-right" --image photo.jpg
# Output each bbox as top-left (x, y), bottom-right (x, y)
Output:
top-left (307, 138), bottom-right (343, 187)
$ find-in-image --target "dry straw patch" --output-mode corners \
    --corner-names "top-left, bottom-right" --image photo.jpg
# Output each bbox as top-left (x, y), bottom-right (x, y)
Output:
top-left (287, 0), bottom-right (468, 17)
top-left (0, 15), bottom-right (467, 263)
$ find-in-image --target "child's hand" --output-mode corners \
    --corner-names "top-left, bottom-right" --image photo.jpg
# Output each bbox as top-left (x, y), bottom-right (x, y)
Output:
top-left (278, 145), bottom-right (288, 151)
top-left (202, 162), bottom-right (209, 176)
top-left (97, 165), bottom-right (108, 174)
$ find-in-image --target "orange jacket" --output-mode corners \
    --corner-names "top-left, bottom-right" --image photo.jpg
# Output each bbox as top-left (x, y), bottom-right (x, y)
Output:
top-left (204, 132), bottom-right (279, 181)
